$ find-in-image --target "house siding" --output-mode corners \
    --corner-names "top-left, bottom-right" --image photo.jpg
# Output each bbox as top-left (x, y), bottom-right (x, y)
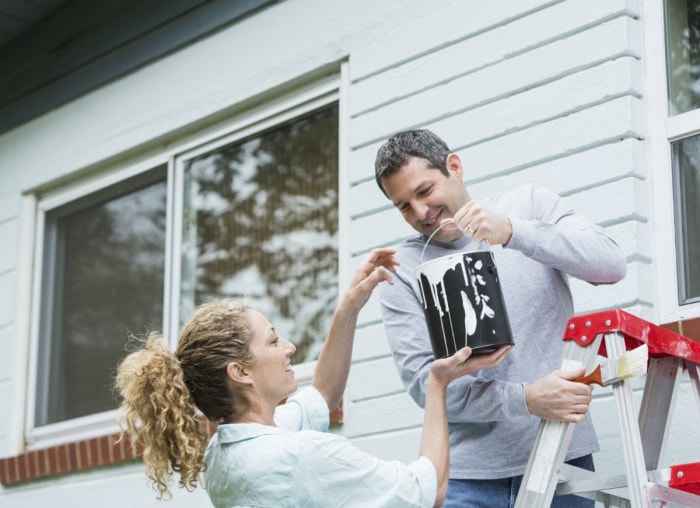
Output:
top-left (1, 0), bottom-right (698, 505)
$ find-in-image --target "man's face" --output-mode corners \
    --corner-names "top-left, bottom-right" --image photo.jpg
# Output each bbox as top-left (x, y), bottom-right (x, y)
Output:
top-left (381, 155), bottom-right (470, 243)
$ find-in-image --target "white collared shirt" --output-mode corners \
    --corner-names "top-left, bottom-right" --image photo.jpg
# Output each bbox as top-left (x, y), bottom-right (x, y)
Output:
top-left (204, 386), bottom-right (436, 507)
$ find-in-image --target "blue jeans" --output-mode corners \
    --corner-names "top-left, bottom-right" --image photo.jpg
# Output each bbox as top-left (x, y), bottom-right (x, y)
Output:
top-left (443, 454), bottom-right (595, 508)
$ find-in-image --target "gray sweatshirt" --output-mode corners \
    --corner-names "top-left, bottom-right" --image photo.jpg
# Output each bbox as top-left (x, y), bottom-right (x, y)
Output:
top-left (378, 183), bottom-right (627, 479)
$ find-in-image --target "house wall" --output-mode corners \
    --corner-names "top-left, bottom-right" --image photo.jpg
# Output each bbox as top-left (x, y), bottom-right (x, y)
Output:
top-left (0, 0), bottom-right (697, 505)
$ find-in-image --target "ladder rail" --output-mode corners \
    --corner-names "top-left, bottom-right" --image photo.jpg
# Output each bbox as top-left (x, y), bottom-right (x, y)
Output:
top-left (605, 331), bottom-right (651, 508)
top-left (514, 334), bottom-right (603, 508)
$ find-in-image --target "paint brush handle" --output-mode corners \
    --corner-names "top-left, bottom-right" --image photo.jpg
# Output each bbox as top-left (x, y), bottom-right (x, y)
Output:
top-left (574, 364), bottom-right (603, 386)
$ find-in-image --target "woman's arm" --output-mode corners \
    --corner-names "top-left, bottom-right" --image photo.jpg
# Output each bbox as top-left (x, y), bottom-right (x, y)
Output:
top-left (312, 248), bottom-right (399, 410)
top-left (419, 346), bottom-right (512, 506)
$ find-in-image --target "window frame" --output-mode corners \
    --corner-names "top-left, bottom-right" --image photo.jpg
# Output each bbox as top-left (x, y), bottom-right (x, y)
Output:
top-left (26, 155), bottom-right (173, 449)
top-left (25, 72), bottom-right (345, 449)
top-left (645, 0), bottom-right (700, 323)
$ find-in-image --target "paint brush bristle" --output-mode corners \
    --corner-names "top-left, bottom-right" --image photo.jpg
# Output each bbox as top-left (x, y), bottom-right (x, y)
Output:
top-left (613, 343), bottom-right (648, 382)
top-left (575, 344), bottom-right (649, 387)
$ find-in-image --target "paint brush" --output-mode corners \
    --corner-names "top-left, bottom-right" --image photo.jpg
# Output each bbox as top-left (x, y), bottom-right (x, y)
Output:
top-left (574, 344), bottom-right (649, 386)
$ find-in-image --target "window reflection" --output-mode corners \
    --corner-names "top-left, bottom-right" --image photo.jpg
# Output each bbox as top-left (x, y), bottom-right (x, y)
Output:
top-left (181, 106), bottom-right (339, 363)
top-left (666, 0), bottom-right (700, 115)
top-left (38, 174), bottom-right (167, 425)
top-left (672, 135), bottom-right (700, 303)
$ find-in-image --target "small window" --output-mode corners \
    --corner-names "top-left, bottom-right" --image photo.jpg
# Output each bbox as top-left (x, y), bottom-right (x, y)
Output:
top-left (179, 105), bottom-right (339, 363)
top-left (665, 0), bottom-right (700, 115)
top-left (34, 168), bottom-right (167, 427)
top-left (671, 135), bottom-right (700, 304)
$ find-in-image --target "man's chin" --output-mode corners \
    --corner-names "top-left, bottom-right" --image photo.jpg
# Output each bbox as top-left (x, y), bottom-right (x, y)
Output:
top-left (424, 226), bottom-right (460, 243)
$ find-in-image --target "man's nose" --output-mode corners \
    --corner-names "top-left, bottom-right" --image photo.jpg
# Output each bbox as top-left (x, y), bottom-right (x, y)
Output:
top-left (412, 200), bottom-right (430, 222)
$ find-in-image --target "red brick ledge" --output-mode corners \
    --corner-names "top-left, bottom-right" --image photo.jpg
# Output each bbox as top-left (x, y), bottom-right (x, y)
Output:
top-left (0, 432), bottom-right (144, 486)
top-left (0, 406), bottom-right (342, 486)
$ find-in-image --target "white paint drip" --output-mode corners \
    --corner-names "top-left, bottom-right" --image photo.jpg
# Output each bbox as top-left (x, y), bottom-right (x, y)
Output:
top-left (416, 252), bottom-right (496, 348)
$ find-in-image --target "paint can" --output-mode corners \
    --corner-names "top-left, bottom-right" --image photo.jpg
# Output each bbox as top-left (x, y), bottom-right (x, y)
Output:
top-left (415, 249), bottom-right (514, 358)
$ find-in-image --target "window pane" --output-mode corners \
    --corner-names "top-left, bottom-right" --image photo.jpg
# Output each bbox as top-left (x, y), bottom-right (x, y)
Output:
top-left (665, 0), bottom-right (700, 115)
top-left (672, 136), bottom-right (700, 303)
top-left (36, 172), bottom-right (167, 426)
top-left (181, 105), bottom-right (339, 364)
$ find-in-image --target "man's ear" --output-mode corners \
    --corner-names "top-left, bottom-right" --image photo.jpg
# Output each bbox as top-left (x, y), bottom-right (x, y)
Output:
top-left (226, 361), bottom-right (252, 385)
top-left (445, 152), bottom-right (463, 178)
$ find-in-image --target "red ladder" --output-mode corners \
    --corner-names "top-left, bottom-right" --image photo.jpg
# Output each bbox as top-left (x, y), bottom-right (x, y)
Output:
top-left (514, 309), bottom-right (700, 507)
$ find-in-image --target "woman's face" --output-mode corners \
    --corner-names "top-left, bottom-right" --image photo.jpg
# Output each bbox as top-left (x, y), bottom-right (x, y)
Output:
top-left (244, 309), bottom-right (298, 404)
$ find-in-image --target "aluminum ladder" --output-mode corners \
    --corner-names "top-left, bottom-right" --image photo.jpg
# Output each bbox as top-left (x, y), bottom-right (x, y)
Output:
top-left (514, 309), bottom-right (700, 507)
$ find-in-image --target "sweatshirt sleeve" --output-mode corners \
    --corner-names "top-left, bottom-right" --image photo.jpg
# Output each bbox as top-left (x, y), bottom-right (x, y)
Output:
top-left (504, 184), bottom-right (626, 284)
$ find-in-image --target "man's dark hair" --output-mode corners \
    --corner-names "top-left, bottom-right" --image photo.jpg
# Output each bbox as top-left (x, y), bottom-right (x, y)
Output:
top-left (374, 129), bottom-right (451, 197)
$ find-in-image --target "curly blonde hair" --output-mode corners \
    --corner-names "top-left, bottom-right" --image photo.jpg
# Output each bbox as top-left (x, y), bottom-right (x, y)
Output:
top-left (115, 299), bottom-right (253, 499)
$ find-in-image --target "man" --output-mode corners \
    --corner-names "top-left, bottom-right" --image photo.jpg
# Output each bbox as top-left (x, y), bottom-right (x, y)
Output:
top-left (374, 129), bottom-right (626, 507)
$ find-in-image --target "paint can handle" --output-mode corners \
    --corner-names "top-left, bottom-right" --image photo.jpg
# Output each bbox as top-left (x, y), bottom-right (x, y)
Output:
top-left (420, 219), bottom-right (490, 263)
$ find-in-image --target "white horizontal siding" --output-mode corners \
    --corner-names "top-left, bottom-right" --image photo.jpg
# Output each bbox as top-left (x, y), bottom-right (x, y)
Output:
top-left (340, 392), bottom-right (424, 438)
top-left (0, 462), bottom-right (210, 507)
top-left (347, 427), bottom-right (422, 464)
top-left (471, 139), bottom-right (646, 198)
top-left (348, 0), bottom-right (638, 82)
top-left (353, 322), bottom-right (392, 361)
top-left (605, 220), bottom-right (653, 263)
top-left (350, 95), bottom-right (646, 224)
top-left (350, 17), bottom-right (642, 151)
top-left (571, 262), bottom-right (649, 312)
top-left (348, 356), bottom-right (405, 402)
top-left (350, 0), bottom-right (639, 112)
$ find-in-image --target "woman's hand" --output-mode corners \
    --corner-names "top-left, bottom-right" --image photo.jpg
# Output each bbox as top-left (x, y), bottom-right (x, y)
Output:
top-left (430, 346), bottom-right (512, 386)
top-left (342, 247), bottom-right (399, 311)
top-left (313, 247), bottom-right (399, 410)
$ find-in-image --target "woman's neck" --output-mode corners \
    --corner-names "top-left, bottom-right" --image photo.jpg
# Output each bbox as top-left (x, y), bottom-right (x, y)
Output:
top-left (227, 399), bottom-right (277, 425)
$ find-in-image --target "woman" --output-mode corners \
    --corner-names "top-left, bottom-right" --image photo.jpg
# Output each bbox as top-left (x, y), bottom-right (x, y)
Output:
top-left (115, 248), bottom-right (510, 507)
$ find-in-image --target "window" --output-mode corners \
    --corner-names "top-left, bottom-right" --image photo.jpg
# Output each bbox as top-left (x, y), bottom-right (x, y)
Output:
top-left (33, 169), bottom-right (167, 429)
top-left (650, 0), bottom-right (700, 316)
top-left (671, 137), bottom-right (700, 303)
top-left (28, 93), bottom-right (340, 444)
top-left (665, 0), bottom-right (700, 115)
top-left (179, 106), bottom-right (339, 363)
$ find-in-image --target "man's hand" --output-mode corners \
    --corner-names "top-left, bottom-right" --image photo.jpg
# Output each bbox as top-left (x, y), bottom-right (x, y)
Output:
top-left (524, 368), bottom-right (593, 423)
top-left (450, 201), bottom-right (513, 245)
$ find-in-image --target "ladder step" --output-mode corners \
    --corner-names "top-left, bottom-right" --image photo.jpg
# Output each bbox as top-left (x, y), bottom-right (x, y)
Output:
top-left (669, 462), bottom-right (700, 495)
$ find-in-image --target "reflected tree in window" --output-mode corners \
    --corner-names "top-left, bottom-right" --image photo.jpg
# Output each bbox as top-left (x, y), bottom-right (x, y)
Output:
top-left (666, 0), bottom-right (700, 114)
top-left (182, 106), bottom-right (339, 363)
top-left (39, 174), bottom-right (167, 425)
top-left (673, 136), bottom-right (700, 302)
